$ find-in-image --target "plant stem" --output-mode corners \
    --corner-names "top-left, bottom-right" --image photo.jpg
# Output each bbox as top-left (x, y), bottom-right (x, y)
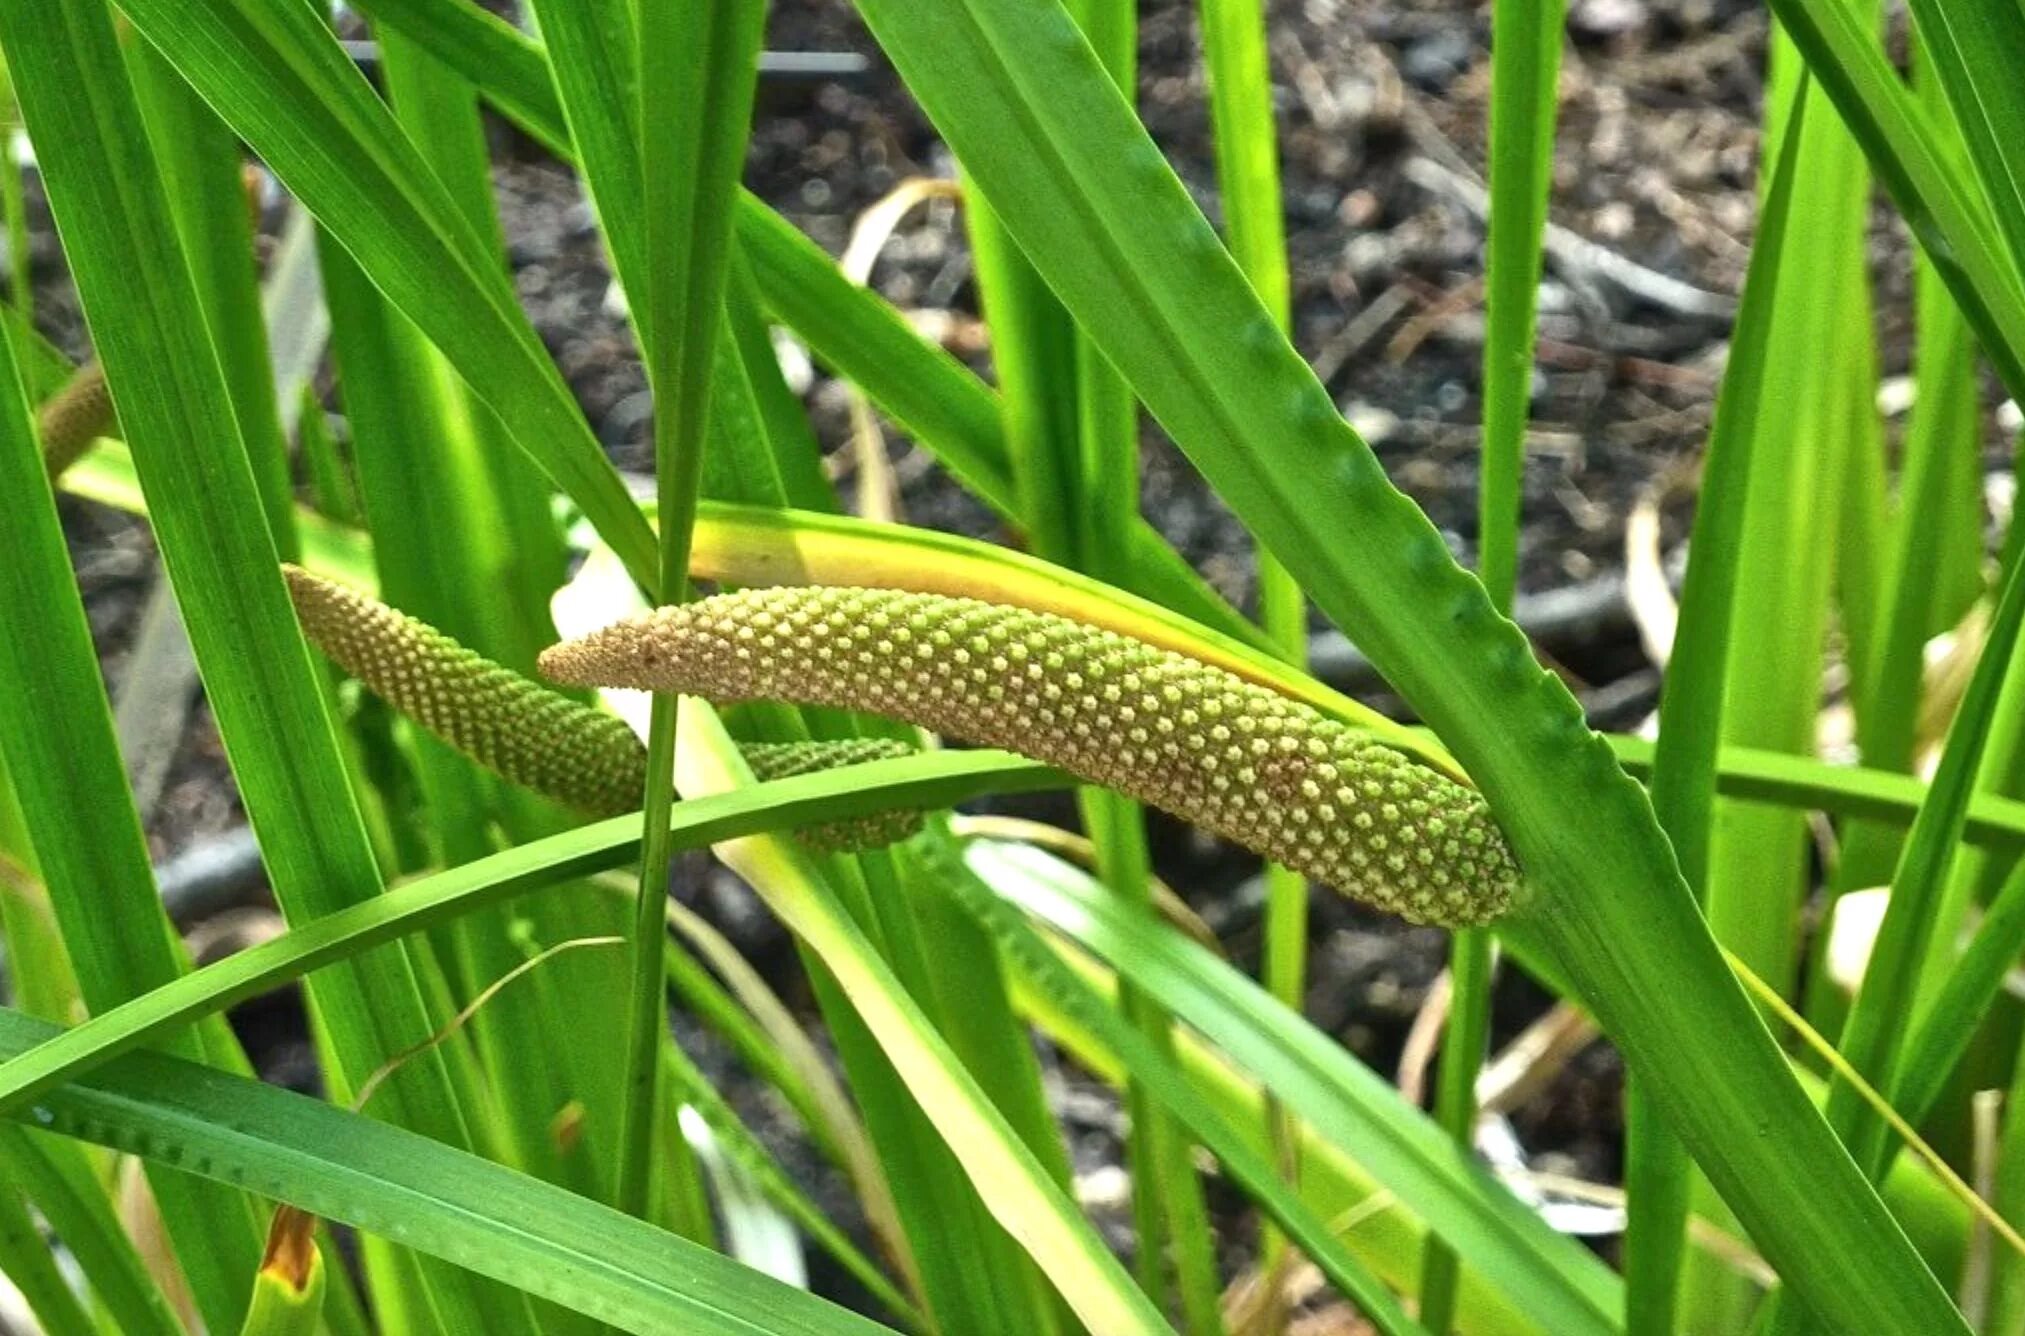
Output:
top-left (616, 0), bottom-right (764, 1217)
top-left (1199, 0), bottom-right (1308, 1322)
top-left (1421, 0), bottom-right (1561, 1326)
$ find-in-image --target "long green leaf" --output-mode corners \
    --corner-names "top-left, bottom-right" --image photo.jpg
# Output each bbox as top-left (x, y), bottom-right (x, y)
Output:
top-left (970, 0), bottom-right (1204, 1318)
top-left (1196, 3), bottom-right (1313, 1315)
top-left (657, 1034), bottom-right (924, 1327)
top-left (0, 750), bottom-right (1062, 1115)
top-left (1010, 934), bottom-right (1550, 1334)
top-left (113, 0), bottom-right (656, 587)
top-left (1828, 507), bottom-right (2025, 1177)
top-left (1474, 0), bottom-right (1563, 612)
top-left (0, 10), bottom-right (536, 1325)
top-left (1900, 0), bottom-right (2025, 286)
top-left (0, 1008), bottom-right (891, 1336)
top-left (840, 0), bottom-right (1963, 1326)
top-left (0, 1127), bottom-right (179, 1336)
top-left (0, 38), bottom-right (264, 1320)
top-left (934, 838), bottom-right (1426, 1335)
top-left (1764, 521), bottom-right (2025, 1325)
top-left (0, 1176), bottom-right (94, 1336)
top-left (1425, 4), bottom-right (1563, 1326)
top-left (1622, 82), bottom-right (1808, 1334)
top-left (329, 25), bottom-right (595, 1222)
top-left (1833, 36), bottom-right (1990, 960)
top-left (11, 0), bottom-right (468, 1113)
top-left (355, 0), bottom-right (573, 157)
top-left (621, 0), bottom-right (767, 1221)
top-left (1607, 733), bottom-right (2025, 848)
top-left (123, 38), bottom-right (297, 555)
top-left (1858, 29), bottom-right (1991, 1032)
top-left (1897, 856), bottom-right (2025, 1128)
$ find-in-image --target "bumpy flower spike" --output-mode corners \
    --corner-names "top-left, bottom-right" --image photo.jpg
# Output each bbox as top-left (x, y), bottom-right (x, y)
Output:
top-left (540, 587), bottom-right (1522, 927)
top-left (740, 740), bottom-right (926, 851)
top-left (285, 565), bottom-right (648, 817)
top-left (282, 566), bottom-right (922, 852)
top-left (38, 361), bottom-right (116, 479)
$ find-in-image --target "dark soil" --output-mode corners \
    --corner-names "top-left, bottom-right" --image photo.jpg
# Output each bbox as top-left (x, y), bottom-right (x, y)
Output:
top-left (23, 0), bottom-right (1990, 1319)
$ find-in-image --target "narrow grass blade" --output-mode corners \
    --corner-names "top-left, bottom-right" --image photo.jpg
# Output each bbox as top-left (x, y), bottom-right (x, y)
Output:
top-left (658, 896), bottom-right (890, 1217)
top-left (374, 27), bottom-right (569, 674)
top-left (521, 0), bottom-right (809, 1226)
top-left (1604, 733), bottom-right (2025, 850)
top-left (1766, 0), bottom-right (2025, 400)
top-left (65, 442), bottom-right (380, 592)
top-left (123, 40), bottom-right (297, 555)
top-left (1623, 81), bottom-right (1808, 1335)
top-left (359, 0), bottom-right (1265, 648)
top-left (0, 784), bottom-right (81, 1030)
top-left (661, 1037), bottom-right (924, 1327)
top-left (0, 749), bottom-right (1060, 1116)
top-left (971, 0), bottom-right (1212, 1316)
top-left (0, 1177), bottom-right (95, 1336)
top-left (0, 104), bottom-right (28, 321)
top-left (1197, 0), bottom-right (1314, 1317)
top-left (1897, 857), bottom-right (2025, 1129)
top-left (352, 0), bottom-right (572, 157)
top-left (1683, 40), bottom-right (1882, 1330)
top-left (723, 251), bottom-right (833, 511)
top-left (1474, 0), bottom-right (1564, 613)
top-left (1828, 517), bottom-right (2025, 1179)
top-left (1011, 936), bottom-right (1553, 1334)
top-left (299, 382), bottom-right (363, 525)
top-left (844, 836), bottom-right (1072, 1335)
top-left (1703, 44), bottom-right (1871, 996)
top-left (335, 23), bottom-right (599, 1216)
top-left (0, 329), bottom-right (212, 1037)
top-left (0, 113), bottom-right (262, 1326)
top-left (1810, 38), bottom-right (1994, 1103)
top-left (1992, 1035), bottom-right (2025, 1333)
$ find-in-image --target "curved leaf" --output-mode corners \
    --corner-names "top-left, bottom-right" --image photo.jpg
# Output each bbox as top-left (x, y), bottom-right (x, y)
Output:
top-left (0, 751), bottom-right (1063, 1116)
top-left (840, 3), bottom-right (1965, 1323)
top-left (0, 1009), bottom-right (888, 1336)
